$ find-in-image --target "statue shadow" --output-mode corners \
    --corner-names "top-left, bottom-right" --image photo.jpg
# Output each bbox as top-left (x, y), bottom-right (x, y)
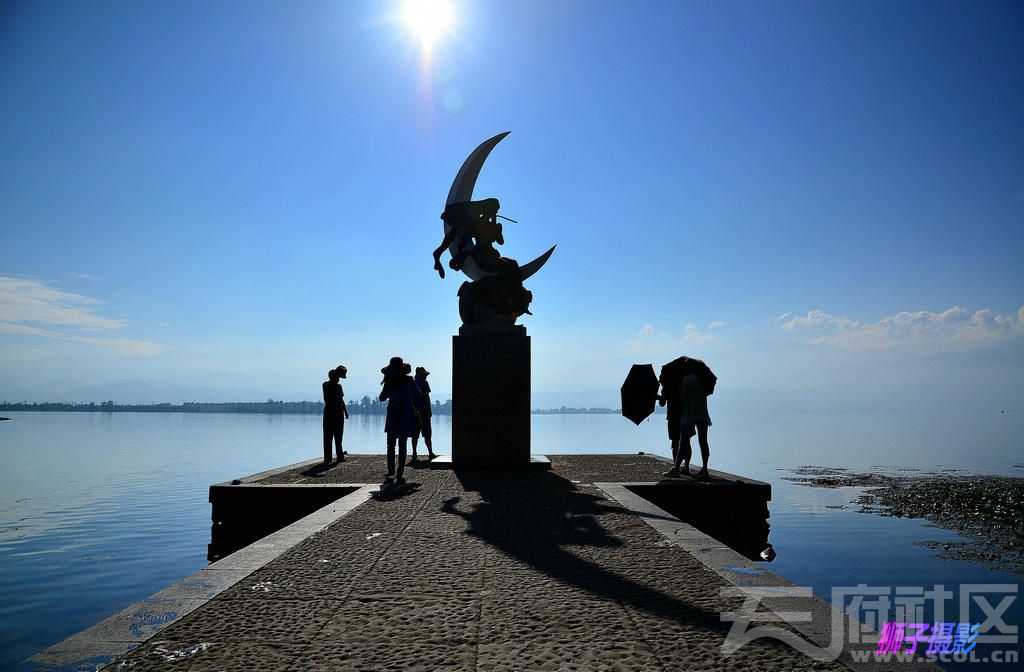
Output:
top-left (443, 470), bottom-right (735, 637)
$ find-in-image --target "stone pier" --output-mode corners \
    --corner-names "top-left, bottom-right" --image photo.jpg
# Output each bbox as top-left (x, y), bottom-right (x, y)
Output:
top-left (30, 454), bottom-right (938, 671)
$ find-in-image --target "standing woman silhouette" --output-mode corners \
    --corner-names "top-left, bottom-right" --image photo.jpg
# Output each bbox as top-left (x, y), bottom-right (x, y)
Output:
top-left (322, 366), bottom-right (349, 465)
top-left (379, 357), bottom-right (419, 485)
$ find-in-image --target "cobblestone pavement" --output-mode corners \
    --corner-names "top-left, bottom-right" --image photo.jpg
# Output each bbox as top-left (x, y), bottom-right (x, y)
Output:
top-left (113, 455), bottom-right (856, 670)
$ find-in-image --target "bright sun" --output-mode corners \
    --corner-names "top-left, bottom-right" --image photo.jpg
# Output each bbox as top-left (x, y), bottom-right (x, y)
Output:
top-left (400, 0), bottom-right (454, 49)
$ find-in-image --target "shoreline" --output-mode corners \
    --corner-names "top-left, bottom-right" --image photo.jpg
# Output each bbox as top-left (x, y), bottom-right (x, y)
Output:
top-left (785, 467), bottom-right (1024, 576)
top-left (0, 405), bottom-right (624, 416)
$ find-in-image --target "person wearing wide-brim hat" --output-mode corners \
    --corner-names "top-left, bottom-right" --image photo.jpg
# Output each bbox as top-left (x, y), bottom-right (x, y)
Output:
top-left (411, 366), bottom-right (436, 461)
top-left (322, 365), bottom-right (349, 465)
top-left (378, 356), bottom-right (419, 484)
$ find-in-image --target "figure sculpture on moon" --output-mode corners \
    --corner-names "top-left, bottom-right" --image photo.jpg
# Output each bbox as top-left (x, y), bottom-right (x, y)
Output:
top-left (432, 132), bottom-right (556, 325)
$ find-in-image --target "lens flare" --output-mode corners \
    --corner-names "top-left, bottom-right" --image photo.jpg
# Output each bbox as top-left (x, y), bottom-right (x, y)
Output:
top-left (400, 0), bottom-right (455, 50)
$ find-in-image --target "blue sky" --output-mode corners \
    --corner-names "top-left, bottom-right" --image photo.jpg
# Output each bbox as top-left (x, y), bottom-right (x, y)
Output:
top-left (1, 0), bottom-right (1022, 407)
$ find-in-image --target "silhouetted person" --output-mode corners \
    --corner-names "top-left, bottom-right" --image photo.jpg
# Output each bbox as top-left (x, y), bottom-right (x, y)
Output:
top-left (379, 356), bottom-right (419, 485)
top-left (664, 373), bottom-right (712, 479)
top-left (411, 366), bottom-right (436, 461)
top-left (322, 365), bottom-right (349, 465)
top-left (658, 381), bottom-right (683, 466)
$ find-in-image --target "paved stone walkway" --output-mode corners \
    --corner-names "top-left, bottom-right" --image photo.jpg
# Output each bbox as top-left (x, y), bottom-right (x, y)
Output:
top-left (112, 455), bottom-right (856, 670)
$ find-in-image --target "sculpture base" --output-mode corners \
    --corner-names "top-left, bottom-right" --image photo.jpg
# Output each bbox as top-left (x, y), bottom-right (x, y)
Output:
top-left (429, 455), bottom-right (551, 471)
top-left (451, 324), bottom-right (531, 469)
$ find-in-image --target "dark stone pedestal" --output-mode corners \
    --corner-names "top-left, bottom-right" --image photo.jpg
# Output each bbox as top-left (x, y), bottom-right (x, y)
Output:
top-left (451, 324), bottom-right (531, 468)
top-left (625, 476), bottom-right (772, 561)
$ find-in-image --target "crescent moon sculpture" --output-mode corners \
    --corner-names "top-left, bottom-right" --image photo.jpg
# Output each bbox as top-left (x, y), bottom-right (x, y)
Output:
top-left (444, 132), bottom-right (556, 282)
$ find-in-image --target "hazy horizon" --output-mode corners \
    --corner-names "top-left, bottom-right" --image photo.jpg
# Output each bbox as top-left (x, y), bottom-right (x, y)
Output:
top-left (4, 333), bottom-right (1021, 417)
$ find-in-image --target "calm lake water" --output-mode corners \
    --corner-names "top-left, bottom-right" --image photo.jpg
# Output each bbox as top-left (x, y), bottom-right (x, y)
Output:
top-left (0, 410), bottom-right (1021, 668)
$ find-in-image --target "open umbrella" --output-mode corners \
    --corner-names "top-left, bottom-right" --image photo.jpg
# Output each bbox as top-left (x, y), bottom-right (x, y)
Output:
top-left (659, 356), bottom-right (717, 397)
top-left (621, 364), bottom-right (659, 425)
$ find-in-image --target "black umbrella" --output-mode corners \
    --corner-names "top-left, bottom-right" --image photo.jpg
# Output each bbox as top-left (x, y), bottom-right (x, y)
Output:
top-left (659, 356), bottom-right (717, 397)
top-left (621, 364), bottom-right (659, 425)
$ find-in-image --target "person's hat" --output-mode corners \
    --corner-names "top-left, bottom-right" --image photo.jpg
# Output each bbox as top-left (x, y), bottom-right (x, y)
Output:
top-left (335, 365), bottom-right (347, 379)
top-left (381, 356), bottom-right (410, 376)
top-left (415, 366), bottom-right (430, 377)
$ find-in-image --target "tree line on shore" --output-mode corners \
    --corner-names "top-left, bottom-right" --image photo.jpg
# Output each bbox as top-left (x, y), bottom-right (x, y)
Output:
top-left (0, 400), bottom-right (625, 415)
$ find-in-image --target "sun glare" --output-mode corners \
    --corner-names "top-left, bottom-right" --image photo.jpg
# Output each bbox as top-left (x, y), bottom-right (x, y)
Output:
top-left (400, 0), bottom-right (454, 50)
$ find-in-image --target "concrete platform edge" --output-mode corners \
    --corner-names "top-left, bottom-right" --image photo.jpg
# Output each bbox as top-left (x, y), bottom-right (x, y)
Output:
top-left (217, 457), bottom-right (324, 485)
top-left (27, 484), bottom-right (376, 671)
top-left (595, 482), bottom-right (938, 671)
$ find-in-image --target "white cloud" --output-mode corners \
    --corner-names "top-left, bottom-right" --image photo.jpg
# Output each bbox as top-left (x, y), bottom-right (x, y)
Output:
top-left (69, 336), bottom-right (168, 357)
top-left (776, 312), bottom-right (792, 322)
top-left (0, 322), bottom-right (58, 337)
top-left (0, 277), bottom-right (122, 329)
top-left (631, 321), bottom-right (721, 351)
top-left (683, 322), bottom-right (716, 343)
top-left (782, 305), bottom-right (1024, 349)
top-left (0, 277), bottom-right (166, 357)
